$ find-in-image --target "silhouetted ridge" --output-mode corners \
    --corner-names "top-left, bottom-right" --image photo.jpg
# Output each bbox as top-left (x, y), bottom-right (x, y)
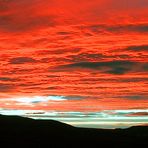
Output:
top-left (0, 114), bottom-right (148, 147)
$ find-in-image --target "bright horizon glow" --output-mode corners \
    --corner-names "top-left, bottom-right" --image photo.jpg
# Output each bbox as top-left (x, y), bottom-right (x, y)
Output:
top-left (11, 96), bottom-right (67, 103)
top-left (0, 109), bottom-right (147, 129)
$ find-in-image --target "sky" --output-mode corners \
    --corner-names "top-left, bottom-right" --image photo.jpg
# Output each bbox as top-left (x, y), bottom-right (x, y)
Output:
top-left (0, 0), bottom-right (148, 128)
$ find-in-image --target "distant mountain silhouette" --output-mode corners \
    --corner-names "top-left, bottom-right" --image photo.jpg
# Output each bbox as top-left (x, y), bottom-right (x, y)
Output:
top-left (0, 114), bottom-right (148, 147)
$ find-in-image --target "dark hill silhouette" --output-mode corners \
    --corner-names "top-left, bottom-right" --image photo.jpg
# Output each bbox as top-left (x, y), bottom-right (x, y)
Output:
top-left (0, 114), bottom-right (148, 147)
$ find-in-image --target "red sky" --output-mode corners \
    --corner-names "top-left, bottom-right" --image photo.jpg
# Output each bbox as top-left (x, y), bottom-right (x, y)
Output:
top-left (0, 0), bottom-right (148, 127)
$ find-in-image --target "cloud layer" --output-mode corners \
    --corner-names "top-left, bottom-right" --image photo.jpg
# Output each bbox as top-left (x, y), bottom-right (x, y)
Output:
top-left (0, 0), bottom-right (147, 127)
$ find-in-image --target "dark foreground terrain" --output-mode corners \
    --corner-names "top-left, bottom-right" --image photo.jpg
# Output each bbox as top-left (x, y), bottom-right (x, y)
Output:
top-left (0, 114), bottom-right (148, 147)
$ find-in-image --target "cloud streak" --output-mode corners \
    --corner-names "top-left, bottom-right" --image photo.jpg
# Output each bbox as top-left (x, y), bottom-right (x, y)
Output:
top-left (56, 61), bottom-right (147, 75)
top-left (9, 57), bottom-right (37, 64)
top-left (81, 24), bottom-right (148, 34)
top-left (0, 84), bottom-right (15, 92)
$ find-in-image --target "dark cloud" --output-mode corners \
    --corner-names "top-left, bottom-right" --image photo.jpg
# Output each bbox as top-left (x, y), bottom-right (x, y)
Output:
top-left (61, 61), bottom-right (135, 74)
top-left (120, 78), bottom-right (148, 82)
top-left (127, 112), bottom-right (148, 117)
top-left (56, 60), bottom-right (148, 75)
top-left (82, 24), bottom-right (148, 34)
top-left (0, 77), bottom-right (18, 82)
top-left (66, 53), bottom-right (131, 62)
top-left (125, 45), bottom-right (148, 51)
top-left (26, 112), bottom-right (45, 115)
top-left (63, 95), bottom-right (85, 100)
top-left (107, 67), bottom-right (131, 75)
top-left (107, 24), bottom-right (148, 33)
top-left (31, 101), bottom-right (42, 104)
top-left (56, 31), bottom-right (76, 36)
top-left (0, 84), bottom-right (15, 92)
top-left (9, 57), bottom-right (37, 64)
top-left (143, 64), bottom-right (148, 71)
top-left (46, 86), bottom-right (59, 90)
top-left (121, 95), bottom-right (147, 100)
top-left (67, 53), bottom-right (104, 62)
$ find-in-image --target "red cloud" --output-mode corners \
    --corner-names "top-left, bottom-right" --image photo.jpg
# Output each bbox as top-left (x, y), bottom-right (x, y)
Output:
top-left (0, 0), bottom-right (147, 113)
top-left (0, 0), bottom-right (147, 33)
